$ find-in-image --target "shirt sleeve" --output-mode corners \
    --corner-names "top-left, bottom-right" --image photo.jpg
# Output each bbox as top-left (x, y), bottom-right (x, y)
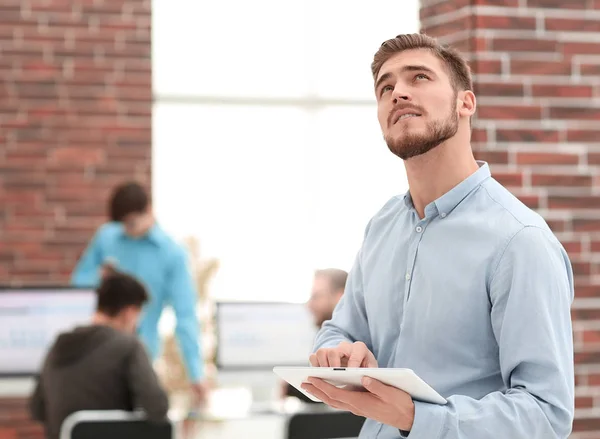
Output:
top-left (400, 226), bottom-right (575, 439)
top-left (167, 247), bottom-right (203, 382)
top-left (71, 226), bottom-right (105, 287)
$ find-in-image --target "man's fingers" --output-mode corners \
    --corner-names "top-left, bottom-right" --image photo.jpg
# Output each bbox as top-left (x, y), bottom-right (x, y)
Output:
top-left (314, 345), bottom-right (351, 367)
top-left (361, 377), bottom-right (392, 400)
top-left (347, 355), bottom-right (364, 368)
top-left (337, 341), bottom-right (354, 356)
top-left (347, 342), bottom-right (369, 367)
top-left (311, 342), bottom-right (376, 368)
top-left (302, 383), bottom-right (347, 410)
top-left (327, 349), bottom-right (342, 367)
top-left (316, 349), bottom-right (330, 367)
top-left (304, 378), bottom-right (369, 416)
top-left (362, 352), bottom-right (378, 368)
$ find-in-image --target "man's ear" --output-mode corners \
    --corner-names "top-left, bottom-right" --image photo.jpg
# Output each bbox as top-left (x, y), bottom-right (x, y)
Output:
top-left (457, 90), bottom-right (476, 118)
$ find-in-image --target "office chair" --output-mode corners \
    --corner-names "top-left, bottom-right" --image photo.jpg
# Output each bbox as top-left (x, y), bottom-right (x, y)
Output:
top-left (59, 410), bottom-right (173, 439)
top-left (286, 410), bottom-right (366, 439)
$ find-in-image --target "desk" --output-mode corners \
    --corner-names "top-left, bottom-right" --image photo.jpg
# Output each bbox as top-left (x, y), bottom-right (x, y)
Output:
top-left (179, 400), bottom-right (354, 439)
top-left (0, 379), bottom-right (357, 439)
top-left (0, 378), bottom-right (34, 397)
top-left (192, 414), bottom-right (286, 439)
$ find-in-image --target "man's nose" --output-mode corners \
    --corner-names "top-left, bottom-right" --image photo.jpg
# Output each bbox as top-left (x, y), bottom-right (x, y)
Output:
top-left (392, 84), bottom-right (411, 104)
top-left (392, 92), bottom-right (410, 104)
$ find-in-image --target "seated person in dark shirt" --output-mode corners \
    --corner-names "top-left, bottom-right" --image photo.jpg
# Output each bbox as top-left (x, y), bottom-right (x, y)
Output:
top-left (284, 268), bottom-right (348, 403)
top-left (30, 271), bottom-right (169, 439)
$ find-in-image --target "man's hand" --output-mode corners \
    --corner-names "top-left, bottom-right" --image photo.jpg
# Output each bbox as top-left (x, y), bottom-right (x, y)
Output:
top-left (190, 380), bottom-right (210, 406)
top-left (302, 377), bottom-right (415, 432)
top-left (310, 341), bottom-right (377, 368)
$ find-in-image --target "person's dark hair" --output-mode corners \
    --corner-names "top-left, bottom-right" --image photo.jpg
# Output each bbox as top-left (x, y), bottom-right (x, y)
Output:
top-left (315, 268), bottom-right (348, 294)
top-left (96, 271), bottom-right (149, 317)
top-left (109, 182), bottom-right (149, 222)
top-left (372, 33), bottom-right (472, 93)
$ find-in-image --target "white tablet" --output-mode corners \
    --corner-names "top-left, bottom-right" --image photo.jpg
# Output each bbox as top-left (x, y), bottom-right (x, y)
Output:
top-left (273, 366), bottom-right (447, 405)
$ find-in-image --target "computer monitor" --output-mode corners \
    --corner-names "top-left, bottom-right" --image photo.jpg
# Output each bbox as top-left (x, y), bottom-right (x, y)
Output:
top-left (0, 286), bottom-right (96, 377)
top-left (215, 301), bottom-right (317, 370)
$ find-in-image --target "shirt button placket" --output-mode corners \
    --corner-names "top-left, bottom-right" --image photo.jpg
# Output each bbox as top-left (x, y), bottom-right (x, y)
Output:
top-left (406, 221), bottom-right (427, 303)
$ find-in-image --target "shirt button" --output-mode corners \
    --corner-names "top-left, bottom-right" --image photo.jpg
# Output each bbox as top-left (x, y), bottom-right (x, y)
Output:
top-left (405, 273), bottom-right (411, 281)
top-left (441, 213), bottom-right (447, 218)
top-left (416, 226), bottom-right (423, 233)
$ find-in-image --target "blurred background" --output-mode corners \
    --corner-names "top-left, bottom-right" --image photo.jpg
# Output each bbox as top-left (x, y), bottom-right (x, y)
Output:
top-left (2, 0), bottom-right (600, 438)
top-left (152, 0), bottom-right (416, 302)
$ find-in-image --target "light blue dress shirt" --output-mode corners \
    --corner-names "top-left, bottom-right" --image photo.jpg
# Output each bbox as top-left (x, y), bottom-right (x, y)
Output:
top-left (313, 162), bottom-right (574, 439)
top-left (71, 222), bottom-right (203, 381)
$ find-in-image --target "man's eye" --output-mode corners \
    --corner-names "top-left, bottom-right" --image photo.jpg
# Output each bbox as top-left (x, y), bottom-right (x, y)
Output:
top-left (381, 85), bottom-right (393, 95)
top-left (415, 74), bottom-right (429, 81)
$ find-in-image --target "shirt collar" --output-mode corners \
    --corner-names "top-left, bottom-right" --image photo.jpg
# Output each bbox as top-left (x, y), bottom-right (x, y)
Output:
top-left (118, 222), bottom-right (165, 247)
top-left (403, 161), bottom-right (491, 218)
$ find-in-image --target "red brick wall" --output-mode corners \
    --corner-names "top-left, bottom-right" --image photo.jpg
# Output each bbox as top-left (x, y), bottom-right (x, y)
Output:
top-left (421, 1), bottom-right (600, 437)
top-left (0, 1), bottom-right (151, 438)
top-left (0, 0), bottom-right (152, 286)
top-left (0, 399), bottom-right (40, 439)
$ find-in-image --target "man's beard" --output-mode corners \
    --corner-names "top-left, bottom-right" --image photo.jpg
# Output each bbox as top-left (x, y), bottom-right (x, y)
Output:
top-left (385, 103), bottom-right (459, 161)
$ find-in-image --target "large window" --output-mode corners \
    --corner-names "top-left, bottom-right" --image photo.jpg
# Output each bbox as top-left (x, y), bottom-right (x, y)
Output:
top-left (152, 1), bottom-right (419, 302)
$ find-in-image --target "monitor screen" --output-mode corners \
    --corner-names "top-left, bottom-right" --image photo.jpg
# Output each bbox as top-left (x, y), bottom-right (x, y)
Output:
top-left (0, 287), bottom-right (96, 376)
top-left (216, 301), bottom-right (318, 370)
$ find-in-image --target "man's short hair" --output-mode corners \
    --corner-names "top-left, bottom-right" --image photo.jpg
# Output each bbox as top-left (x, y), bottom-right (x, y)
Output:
top-left (96, 271), bottom-right (149, 317)
top-left (109, 182), bottom-right (149, 222)
top-left (315, 268), bottom-right (348, 293)
top-left (372, 33), bottom-right (472, 93)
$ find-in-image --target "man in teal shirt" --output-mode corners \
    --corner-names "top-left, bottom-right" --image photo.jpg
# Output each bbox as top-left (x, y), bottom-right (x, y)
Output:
top-left (71, 182), bottom-right (208, 402)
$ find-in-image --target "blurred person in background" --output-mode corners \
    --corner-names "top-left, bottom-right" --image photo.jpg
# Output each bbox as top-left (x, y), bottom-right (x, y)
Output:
top-left (283, 268), bottom-right (348, 403)
top-left (30, 272), bottom-right (169, 439)
top-left (71, 182), bottom-right (208, 403)
top-left (303, 33), bottom-right (574, 439)
top-left (307, 268), bottom-right (348, 328)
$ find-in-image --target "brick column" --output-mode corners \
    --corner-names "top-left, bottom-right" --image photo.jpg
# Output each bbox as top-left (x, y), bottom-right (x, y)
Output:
top-left (0, 1), bottom-right (151, 438)
top-left (421, 0), bottom-right (600, 436)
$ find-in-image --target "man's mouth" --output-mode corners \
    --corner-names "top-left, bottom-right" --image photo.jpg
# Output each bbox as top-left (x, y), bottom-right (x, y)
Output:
top-left (390, 107), bottom-right (423, 125)
top-left (395, 113), bottom-right (421, 124)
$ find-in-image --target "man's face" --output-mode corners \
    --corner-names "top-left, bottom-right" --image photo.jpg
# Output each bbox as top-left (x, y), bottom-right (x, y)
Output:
top-left (307, 276), bottom-right (343, 328)
top-left (122, 210), bottom-right (152, 238)
top-left (375, 49), bottom-right (459, 160)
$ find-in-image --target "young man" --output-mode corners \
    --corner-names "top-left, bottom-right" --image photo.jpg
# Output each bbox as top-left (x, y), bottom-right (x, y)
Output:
top-left (30, 272), bottom-right (169, 439)
top-left (70, 182), bottom-right (208, 402)
top-left (303, 34), bottom-right (574, 439)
